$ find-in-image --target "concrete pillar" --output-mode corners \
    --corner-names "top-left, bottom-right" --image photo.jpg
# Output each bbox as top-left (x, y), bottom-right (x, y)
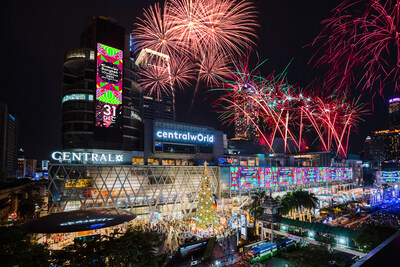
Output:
top-left (270, 223), bottom-right (274, 243)
top-left (261, 226), bottom-right (264, 241)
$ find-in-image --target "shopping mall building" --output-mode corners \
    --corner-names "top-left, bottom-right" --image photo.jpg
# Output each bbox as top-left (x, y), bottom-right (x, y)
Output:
top-left (48, 16), bottom-right (359, 220)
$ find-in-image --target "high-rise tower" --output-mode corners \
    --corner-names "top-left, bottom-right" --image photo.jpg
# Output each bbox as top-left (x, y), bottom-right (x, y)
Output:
top-left (61, 16), bottom-right (142, 151)
top-left (131, 38), bottom-right (175, 122)
top-left (388, 97), bottom-right (400, 130)
top-left (0, 103), bottom-right (18, 183)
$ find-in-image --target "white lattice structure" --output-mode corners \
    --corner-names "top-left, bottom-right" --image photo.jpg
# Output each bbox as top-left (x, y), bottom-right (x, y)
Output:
top-left (47, 165), bottom-right (219, 218)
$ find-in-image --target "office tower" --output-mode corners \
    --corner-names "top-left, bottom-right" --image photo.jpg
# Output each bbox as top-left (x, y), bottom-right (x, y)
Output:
top-left (388, 97), bottom-right (400, 130)
top-left (62, 16), bottom-right (142, 151)
top-left (0, 103), bottom-right (18, 183)
top-left (232, 84), bottom-right (259, 141)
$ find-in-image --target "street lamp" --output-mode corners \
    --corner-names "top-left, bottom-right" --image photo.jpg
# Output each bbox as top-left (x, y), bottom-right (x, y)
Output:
top-left (339, 237), bottom-right (347, 245)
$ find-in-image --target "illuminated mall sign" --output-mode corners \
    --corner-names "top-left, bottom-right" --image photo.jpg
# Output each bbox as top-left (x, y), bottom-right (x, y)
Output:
top-left (389, 97), bottom-right (400, 104)
top-left (51, 151), bottom-right (124, 163)
top-left (155, 131), bottom-right (214, 144)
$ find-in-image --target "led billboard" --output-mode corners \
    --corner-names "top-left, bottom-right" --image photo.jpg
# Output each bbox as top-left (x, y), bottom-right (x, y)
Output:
top-left (230, 167), bottom-right (353, 191)
top-left (376, 171), bottom-right (400, 183)
top-left (95, 43), bottom-right (123, 128)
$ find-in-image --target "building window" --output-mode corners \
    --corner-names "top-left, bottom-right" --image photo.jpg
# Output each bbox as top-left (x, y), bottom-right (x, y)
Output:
top-left (65, 49), bottom-right (85, 60)
top-left (62, 94), bottom-right (94, 103)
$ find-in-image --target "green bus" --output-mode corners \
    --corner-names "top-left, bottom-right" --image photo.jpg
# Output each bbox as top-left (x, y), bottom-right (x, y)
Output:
top-left (243, 241), bottom-right (268, 253)
top-left (246, 242), bottom-right (278, 263)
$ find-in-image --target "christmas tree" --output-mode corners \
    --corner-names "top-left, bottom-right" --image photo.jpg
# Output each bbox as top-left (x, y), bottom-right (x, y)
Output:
top-left (196, 162), bottom-right (218, 228)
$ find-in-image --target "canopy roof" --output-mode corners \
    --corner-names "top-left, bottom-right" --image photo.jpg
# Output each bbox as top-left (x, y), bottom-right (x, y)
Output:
top-left (279, 218), bottom-right (359, 238)
top-left (24, 209), bottom-right (136, 233)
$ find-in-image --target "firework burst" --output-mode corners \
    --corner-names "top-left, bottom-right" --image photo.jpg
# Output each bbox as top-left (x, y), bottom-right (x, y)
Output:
top-left (215, 56), bottom-right (367, 157)
top-left (133, 0), bottom-right (259, 99)
top-left (311, 0), bottom-right (400, 95)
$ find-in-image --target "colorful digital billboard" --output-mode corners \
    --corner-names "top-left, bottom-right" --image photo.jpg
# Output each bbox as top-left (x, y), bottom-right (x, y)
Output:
top-left (376, 171), bottom-right (400, 183)
top-left (230, 167), bottom-right (353, 191)
top-left (95, 43), bottom-right (123, 128)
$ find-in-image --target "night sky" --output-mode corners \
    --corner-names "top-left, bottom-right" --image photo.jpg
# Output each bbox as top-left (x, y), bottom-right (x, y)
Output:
top-left (1, 0), bottom-right (392, 161)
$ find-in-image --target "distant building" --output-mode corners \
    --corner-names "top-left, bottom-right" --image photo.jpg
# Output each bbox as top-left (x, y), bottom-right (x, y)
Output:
top-left (365, 97), bottom-right (400, 168)
top-left (389, 97), bottom-right (400, 129)
top-left (0, 103), bottom-right (18, 183)
top-left (232, 84), bottom-right (259, 141)
top-left (17, 150), bottom-right (37, 179)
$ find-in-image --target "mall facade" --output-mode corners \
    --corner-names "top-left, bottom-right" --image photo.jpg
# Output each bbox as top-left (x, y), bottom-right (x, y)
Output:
top-left (47, 161), bottom-right (354, 218)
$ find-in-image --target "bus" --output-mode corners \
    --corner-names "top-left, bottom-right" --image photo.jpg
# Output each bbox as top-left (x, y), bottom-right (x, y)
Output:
top-left (246, 242), bottom-right (278, 263)
top-left (276, 239), bottom-right (296, 253)
top-left (243, 241), bottom-right (268, 253)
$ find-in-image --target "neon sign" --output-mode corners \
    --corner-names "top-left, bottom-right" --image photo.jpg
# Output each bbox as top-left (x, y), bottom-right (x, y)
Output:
top-left (389, 97), bottom-right (400, 104)
top-left (155, 131), bottom-right (214, 143)
top-left (51, 151), bottom-right (124, 163)
top-left (95, 43), bottom-right (123, 128)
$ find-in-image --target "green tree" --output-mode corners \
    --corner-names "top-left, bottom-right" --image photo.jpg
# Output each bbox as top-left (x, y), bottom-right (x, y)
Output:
top-left (51, 226), bottom-right (163, 267)
top-left (105, 226), bottom-right (163, 266)
top-left (279, 190), bottom-right (318, 221)
top-left (355, 223), bottom-right (396, 251)
top-left (249, 190), bottom-right (268, 219)
top-left (0, 226), bottom-right (49, 267)
top-left (285, 242), bottom-right (354, 267)
top-left (18, 189), bottom-right (45, 222)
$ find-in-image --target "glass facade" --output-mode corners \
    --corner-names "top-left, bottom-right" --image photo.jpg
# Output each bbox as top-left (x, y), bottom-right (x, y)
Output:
top-left (48, 164), bottom-right (220, 218)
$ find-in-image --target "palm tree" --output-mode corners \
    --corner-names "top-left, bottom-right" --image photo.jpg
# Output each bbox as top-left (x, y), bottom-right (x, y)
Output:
top-left (292, 190), bottom-right (318, 221)
top-left (249, 190), bottom-right (268, 237)
top-left (249, 190), bottom-right (268, 219)
top-left (278, 190), bottom-right (318, 222)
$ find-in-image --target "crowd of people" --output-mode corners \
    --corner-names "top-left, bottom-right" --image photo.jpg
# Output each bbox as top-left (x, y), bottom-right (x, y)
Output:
top-left (365, 210), bottom-right (400, 228)
top-left (129, 209), bottom-right (243, 255)
top-left (364, 199), bottom-right (400, 229)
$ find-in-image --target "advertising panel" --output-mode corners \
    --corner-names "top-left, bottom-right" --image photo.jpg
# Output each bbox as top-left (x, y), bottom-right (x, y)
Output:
top-left (230, 167), bottom-right (353, 191)
top-left (95, 43), bottom-right (123, 128)
top-left (230, 167), bottom-right (264, 190)
top-left (376, 170), bottom-right (400, 183)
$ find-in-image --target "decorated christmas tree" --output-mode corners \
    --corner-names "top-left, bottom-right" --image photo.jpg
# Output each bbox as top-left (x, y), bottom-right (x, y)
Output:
top-left (196, 162), bottom-right (218, 228)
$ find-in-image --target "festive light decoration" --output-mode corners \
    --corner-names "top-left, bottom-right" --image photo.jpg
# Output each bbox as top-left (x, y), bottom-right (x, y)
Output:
top-left (230, 167), bottom-right (353, 191)
top-left (133, 0), bottom-right (258, 98)
top-left (376, 170), bottom-right (400, 183)
top-left (311, 0), bottom-right (400, 95)
top-left (214, 56), bottom-right (366, 157)
top-left (196, 162), bottom-right (219, 228)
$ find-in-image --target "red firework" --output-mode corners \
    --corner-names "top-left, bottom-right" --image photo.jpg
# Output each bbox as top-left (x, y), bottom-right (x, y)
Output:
top-left (311, 0), bottom-right (400, 95)
top-left (215, 56), bottom-right (367, 157)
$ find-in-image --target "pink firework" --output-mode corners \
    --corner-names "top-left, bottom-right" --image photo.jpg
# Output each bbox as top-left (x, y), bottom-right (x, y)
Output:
top-left (311, 0), bottom-right (400, 94)
top-left (138, 62), bottom-right (172, 99)
top-left (133, 2), bottom-right (180, 56)
top-left (198, 50), bottom-right (230, 85)
top-left (169, 56), bottom-right (196, 89)
top-left (167, 0), bottom-right (258, 57)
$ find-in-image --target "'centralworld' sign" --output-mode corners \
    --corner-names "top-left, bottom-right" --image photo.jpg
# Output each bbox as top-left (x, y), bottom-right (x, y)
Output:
top-left (51, 151), bottom-right (124, 163)
top-left (155, 131), bottom-right (214, 143)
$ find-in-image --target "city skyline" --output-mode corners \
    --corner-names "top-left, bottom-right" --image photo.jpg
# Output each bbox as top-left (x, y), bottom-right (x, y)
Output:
top-left (1, 0), bottom-right (394, 160)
